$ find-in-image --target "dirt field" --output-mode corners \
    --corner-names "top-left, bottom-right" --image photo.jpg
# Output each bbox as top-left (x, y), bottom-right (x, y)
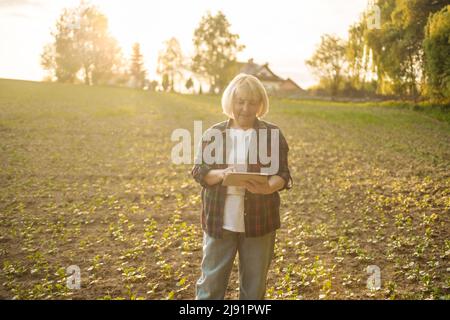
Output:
top-left (0, 79), bottom-right (449, 299)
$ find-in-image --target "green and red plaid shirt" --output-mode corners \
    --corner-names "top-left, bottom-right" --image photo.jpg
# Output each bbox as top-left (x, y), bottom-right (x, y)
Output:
top-left (191, 118), bottom-right (293, 238)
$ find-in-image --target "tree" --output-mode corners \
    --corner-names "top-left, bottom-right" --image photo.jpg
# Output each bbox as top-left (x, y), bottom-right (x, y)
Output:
top-left (306, 34), bottom-right (347, 98)
top-left (191, 11), bottom-right (245, 93)
top-left (390, 0), bottom-right (447, 98)
top-left (41, 1), bottom-right (123, 85)
top-left (78, 5), bottom-right (122, 85)
top-left (130, 43), bottom-right (147, 89)
top-left (147, 80), bottom-right (159, 91)
top-left (305, 0), bottom-right (448, 99)
top-left (185, 77), bottom-right (194, 93)
top-left (363, 0), bottom-right (448, 98)
top-left (423, 5), bottom-right (450, 100)
top-left (161, 73), bottom-right (170, 92)
top-left (157, 37), bottom-right (183, 92)
top-left (347, 20), bottom-right (370, 90)
top-left (40, 8), bottom-right (82, 83)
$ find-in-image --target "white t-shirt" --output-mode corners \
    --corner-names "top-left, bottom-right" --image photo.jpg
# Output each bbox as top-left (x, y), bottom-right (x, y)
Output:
top-left (222, 128), bottom-right (254, 232)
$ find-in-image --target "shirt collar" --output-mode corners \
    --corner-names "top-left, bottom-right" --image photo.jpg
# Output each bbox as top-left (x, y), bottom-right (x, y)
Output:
top-left (221, 117), bottom-right (267, 133)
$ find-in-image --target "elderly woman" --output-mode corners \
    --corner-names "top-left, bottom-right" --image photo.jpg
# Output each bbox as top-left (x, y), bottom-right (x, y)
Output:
top-left (191, 73), bottom-right (293, 300)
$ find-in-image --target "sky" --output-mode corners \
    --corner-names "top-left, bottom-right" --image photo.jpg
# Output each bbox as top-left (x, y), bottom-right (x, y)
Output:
top-left (0, 0), bottom-right (370, 89)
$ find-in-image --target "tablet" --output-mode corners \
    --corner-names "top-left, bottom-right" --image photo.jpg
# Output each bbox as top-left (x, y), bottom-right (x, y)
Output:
top-left (222, 172), bottom-right (269, 187)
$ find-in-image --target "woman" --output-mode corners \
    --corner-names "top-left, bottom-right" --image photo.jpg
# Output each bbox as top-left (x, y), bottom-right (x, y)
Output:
top-left (191, 73), bottom-right (293, 300)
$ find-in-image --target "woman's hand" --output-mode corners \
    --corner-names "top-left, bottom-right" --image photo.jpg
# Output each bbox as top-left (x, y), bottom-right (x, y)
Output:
top-left (220, 166), bottom-right (236, 179)
top-left (204, 166), bottom-right (235, 186)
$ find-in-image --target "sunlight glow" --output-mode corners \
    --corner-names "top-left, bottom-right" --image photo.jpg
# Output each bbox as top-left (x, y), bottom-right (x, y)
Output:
top-left (0, 0), bottom-right (369, 88)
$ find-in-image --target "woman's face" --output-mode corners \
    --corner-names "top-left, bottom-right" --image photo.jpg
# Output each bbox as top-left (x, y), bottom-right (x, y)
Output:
top-left (232, 86), bottom-right (261, 129)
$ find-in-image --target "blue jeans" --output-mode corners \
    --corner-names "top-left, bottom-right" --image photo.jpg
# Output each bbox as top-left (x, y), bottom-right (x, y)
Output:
top-left (196, 228), bottom-right (276, 300)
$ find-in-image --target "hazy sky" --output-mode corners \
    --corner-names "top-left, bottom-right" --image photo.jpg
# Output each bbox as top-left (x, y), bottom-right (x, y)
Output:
top-left (0, 0), bottom-right (369, 88)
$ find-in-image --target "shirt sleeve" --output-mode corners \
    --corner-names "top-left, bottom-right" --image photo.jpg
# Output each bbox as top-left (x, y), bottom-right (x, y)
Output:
top-left (191, 130), bottom-right (214, 188)
top-left (276, 129), bottom-right (293, 191)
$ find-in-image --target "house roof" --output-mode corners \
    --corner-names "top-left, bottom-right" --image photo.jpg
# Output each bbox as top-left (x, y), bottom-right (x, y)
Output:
top-left (282, 78), bottom-right (304, 91)
top-left (238, 59), bottom-right (284, 82)
top-left (237, 59), bottom-right (304, 91)
top-left (238, 60), bottom-right (260, 75)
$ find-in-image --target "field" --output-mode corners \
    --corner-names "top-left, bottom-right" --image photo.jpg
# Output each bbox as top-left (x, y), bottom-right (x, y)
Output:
top-left (0, 78), bottom-right (449, 300)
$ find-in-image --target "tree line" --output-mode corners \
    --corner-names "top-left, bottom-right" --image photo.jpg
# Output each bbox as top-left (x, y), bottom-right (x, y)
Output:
top-left (41, 2), bottom-right (243, 94)
top-left (42, 1), bottom-right (449, 101)
top-left (306, 1), bottom-right (449, 102)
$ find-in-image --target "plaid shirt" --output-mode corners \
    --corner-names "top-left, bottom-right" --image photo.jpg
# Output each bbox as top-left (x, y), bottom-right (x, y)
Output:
top-left (191, 118), bottom-right (293, 238)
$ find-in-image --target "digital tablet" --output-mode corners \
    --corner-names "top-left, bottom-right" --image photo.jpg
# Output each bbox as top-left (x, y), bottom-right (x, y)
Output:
top-left (222, 172), bottom-right (269, 187)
